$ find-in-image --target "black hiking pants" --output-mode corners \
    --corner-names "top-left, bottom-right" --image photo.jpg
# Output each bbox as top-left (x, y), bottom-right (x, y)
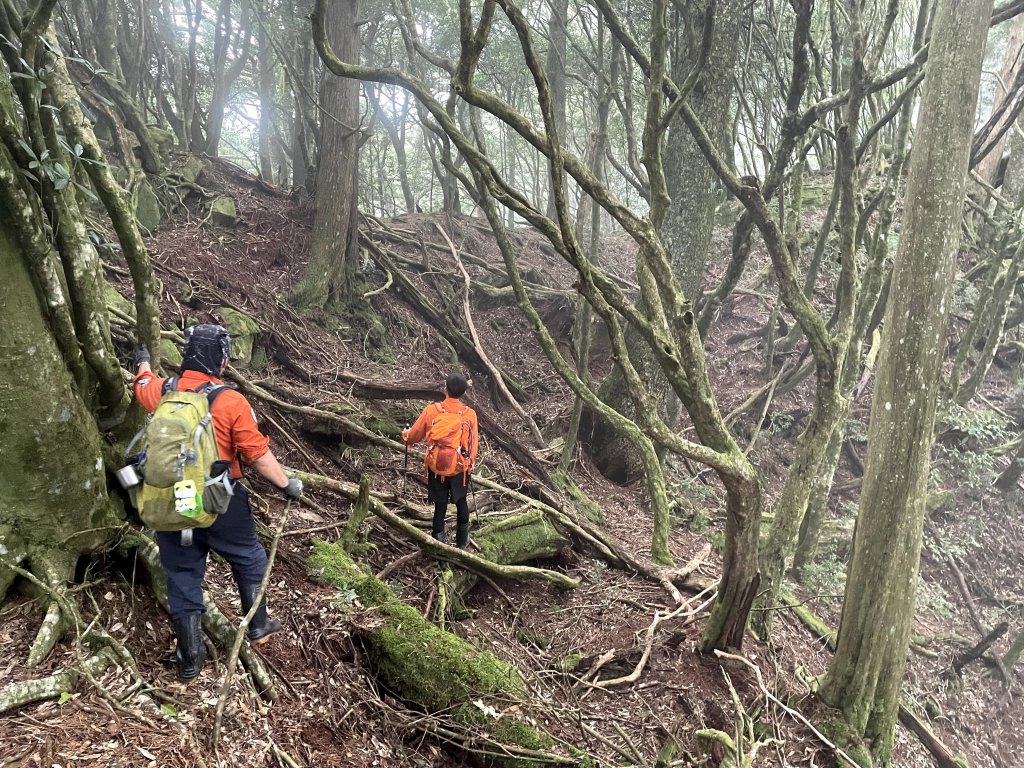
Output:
top-left (428, 471), bottom-right (470, 542)
top-left (157, 483), bottom-right (268, 617)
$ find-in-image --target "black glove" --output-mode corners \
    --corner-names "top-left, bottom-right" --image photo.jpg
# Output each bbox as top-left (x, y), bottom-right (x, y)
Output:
top-left (134, 343), bottom-right (151, 367)
top-left (280, 477), bottom-right (303, 499)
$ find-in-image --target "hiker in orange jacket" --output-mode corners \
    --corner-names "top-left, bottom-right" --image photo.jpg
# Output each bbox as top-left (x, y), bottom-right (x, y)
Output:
top-left (402, 372), bottom-right (478, 548)
top-left (133, 324), bottom-right (301, 680)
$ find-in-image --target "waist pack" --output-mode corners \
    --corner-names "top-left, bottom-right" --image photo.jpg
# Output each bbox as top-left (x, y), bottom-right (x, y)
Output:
top-left (129, 378), bottom-right (234, 532)
top-left (424, 403), bottom-right (474, 481)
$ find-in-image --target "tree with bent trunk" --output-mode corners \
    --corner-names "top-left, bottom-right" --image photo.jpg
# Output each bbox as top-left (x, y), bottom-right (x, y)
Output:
top-left (819, 0), bottom-right (993, 762)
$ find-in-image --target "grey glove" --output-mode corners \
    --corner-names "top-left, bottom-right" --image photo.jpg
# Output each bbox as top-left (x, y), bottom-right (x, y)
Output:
top-left (134, 343), bottom-right (151, 367)
top-left (280, 477), bottom-right (303, 499)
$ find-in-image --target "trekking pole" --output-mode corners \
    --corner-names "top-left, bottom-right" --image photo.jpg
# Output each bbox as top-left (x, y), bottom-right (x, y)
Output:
top-left (402, 423), bottom-right (410, 494)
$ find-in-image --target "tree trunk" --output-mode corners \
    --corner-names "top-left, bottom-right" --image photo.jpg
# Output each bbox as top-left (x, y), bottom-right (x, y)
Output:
top-left (544, 0), bottom-right (568, 220)
top-left (819, 0), bottom-right (992, 762)
top-left (291, 0), bottom-right (362, 312)
top-left (257, 23), bottom-right (277, 183)
top-left (0, 212), bottom-right (119, 607)
top-left (586, 0), bottom-right (744, 479)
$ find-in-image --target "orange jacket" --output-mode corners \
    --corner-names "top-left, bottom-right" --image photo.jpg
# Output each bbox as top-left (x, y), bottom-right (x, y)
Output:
top-left (403, 397), bottom-right (479, 471)
top-left (134, 369), bottom-right (270, 479)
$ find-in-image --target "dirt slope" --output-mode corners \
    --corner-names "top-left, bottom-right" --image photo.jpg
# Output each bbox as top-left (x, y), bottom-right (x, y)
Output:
top-left (1, 165), bottom-right (1020, 768)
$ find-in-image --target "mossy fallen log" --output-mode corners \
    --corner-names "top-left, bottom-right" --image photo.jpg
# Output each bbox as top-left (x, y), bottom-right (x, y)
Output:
top-left (307, 541), bottom-right (584, 766)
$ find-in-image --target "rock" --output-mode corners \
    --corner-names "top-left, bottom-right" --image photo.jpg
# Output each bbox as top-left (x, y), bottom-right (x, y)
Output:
top-left (168, 154), bottom-right (209, 185)
top-left (210, 195), bottom-right (237, 227)
top-left (158, 338), bottom-right (182, 369)
top-left (134, 179), bottom-right (161, 231)
top-left (220, 307), bottom-right (260, 366)
top-left (147, 127), bottom-right (176, 163)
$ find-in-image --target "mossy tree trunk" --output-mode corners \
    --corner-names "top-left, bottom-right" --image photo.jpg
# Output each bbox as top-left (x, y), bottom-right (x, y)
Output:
top-left (0, 6), bottom-right (145, 668)
top-left (820, 1), bottom-right (992, 762)
top-left (586, 0), bottom-right (744, 480)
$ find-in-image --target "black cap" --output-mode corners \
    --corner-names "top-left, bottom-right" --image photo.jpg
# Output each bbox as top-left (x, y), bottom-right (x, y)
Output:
top-left (181, 324), bottom-right (232, 375)
top-left (445, 372), bottom-right (468, 398)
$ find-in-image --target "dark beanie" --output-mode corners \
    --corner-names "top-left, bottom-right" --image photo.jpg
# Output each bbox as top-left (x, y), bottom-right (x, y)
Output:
top-left (181, 324), bottom-right (232, 376)
top-left (445, 372), bottom-right (469, 397)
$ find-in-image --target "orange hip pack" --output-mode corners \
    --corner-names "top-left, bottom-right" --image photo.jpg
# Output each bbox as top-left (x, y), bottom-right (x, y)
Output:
top-left (424, 403), bottom-right (473, 479)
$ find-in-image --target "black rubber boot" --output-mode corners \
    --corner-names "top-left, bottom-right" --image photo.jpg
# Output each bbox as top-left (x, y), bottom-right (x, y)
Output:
top-left (171, 613), bottom-right (207, 681)
top-left (238, 583), bottom-right (283, 644)
top-left (455, 523), bottom-right (470, 549)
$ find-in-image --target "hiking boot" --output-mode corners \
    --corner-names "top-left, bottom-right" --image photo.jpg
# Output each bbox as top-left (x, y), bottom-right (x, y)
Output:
top-left (171, 612), bottom-right (207, 681)
top-left (432, 529), bottom-right (447, 544)
top-left (455, 523), bottom-right (470, 549)
top-left (238, 583), bottom-right (283, 645)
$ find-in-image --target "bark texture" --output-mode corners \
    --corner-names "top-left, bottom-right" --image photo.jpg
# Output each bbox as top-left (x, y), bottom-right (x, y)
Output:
top-left (819, 0), bottom-right (993, 762)
top-left (292, 0), bottom-right (362, 312)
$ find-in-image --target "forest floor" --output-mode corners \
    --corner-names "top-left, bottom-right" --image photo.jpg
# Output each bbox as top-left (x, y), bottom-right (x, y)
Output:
top-left (0, 163), bottom-right (1021, 768)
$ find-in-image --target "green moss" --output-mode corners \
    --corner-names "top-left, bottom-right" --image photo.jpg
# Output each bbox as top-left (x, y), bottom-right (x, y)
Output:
top-left (308, 541), bottom-right (522, 710)
top-left (220, 307), bottom-right (260, 366)
top-left (135, 178), bottom-right (161, 231)
top-left (158, 339), bottom-right (182, 369)
top-left (818, 716), bottom-right (872, 768)
top-left (554, 653), bottom-right (585, 673)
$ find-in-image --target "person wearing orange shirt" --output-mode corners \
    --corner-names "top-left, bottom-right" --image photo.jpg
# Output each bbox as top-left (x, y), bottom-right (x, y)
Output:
top-left (134, 324), bottom-right (301, 680)
top-left (402, 372), bottom-right (478, 548)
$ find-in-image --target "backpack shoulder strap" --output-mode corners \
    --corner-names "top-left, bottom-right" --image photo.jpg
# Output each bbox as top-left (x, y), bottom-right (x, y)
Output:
top-left (161, 376), bottom-right (179, 395)
top-left (192, 381), bottom-right (227, 408)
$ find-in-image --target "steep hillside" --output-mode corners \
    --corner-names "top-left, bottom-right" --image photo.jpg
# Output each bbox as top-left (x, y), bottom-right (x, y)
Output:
top-left (1, 162), bottom-right (1020, 768)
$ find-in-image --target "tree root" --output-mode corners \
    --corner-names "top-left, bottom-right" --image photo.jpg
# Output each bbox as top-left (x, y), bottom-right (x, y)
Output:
top-left (26, 550), bottom-right (78, 666)
top-left (295, 469), bottom-right (579, 590)
top-left (0, 649), bottom-right (116, 714)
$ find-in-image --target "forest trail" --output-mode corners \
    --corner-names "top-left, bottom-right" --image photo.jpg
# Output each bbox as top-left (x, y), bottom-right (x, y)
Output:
top-left (2, 161), bottom-right (1020, 767)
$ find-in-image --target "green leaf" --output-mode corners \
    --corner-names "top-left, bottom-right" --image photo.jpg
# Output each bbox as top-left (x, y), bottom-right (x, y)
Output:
top-left (19, 169), bottom-right (40, 183)
top-left (74, 143), bottom-right (84, 157)
top-left (74, 181), bottom-right (99, 201)
top-left (58, 691), bottom-right (73, 705)
top-left (159, 703), bottom-right (177, 717)
top-left (16, 139), bottom-right (36, 159)
top-left (54, 177), bottom-right (69, 190)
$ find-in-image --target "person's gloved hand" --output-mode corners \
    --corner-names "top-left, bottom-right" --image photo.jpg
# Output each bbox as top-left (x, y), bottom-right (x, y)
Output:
top-left (280, 477), bottom-right (303, 499)
top-left (133, 343), bottom-right (151, 367)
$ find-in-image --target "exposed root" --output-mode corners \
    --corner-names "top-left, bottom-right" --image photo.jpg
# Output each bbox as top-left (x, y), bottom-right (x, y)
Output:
top-left (0, 649), bottom-right (117, 714)
top-left (25, 550), bottom-right (78, 666)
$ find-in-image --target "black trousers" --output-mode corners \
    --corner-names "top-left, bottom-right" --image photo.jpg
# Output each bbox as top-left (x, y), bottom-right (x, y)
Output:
top-left (428, 472), bottom-right (470, 536)
top-left (156, 483), bottom-right (267, 617)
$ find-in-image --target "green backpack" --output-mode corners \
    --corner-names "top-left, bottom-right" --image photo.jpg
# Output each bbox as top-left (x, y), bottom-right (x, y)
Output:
top-left (131, 379), bottom-right (234, 533)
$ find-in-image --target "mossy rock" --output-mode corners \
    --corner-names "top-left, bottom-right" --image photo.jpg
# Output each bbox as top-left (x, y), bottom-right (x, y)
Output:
top-left (105, 283), bottom-right (135, 320)
top-left (135, 178), bottom-right (162, 231)
top-left (147, 127), bottom-right (176, 163)
top-left (166, 154), bottom-right (209, 185)
top-left (220, 307), bottom-right (260, 366)
top-left (159, 338), bottom-right (182, 370)
top-left (210, 195), bottom-right (238, 227)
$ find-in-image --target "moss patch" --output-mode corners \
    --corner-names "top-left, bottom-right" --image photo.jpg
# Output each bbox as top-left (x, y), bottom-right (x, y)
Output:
top-left (220, 307), bottom-right (261, 366)
top-left (308, 541), bottom-right (522, 710)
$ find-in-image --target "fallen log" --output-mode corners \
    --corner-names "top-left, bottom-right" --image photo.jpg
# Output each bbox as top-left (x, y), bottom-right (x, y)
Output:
top-left (361, 235), bottom-right (528, 401)
top-left (307, 540), bottom-right (580, 766)
top-left (295, 470), bottom-right (580, 591)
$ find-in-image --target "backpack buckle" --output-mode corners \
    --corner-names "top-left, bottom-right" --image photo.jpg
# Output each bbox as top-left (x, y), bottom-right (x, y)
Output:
top-left (180, 528), bottom-right (194, 546)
